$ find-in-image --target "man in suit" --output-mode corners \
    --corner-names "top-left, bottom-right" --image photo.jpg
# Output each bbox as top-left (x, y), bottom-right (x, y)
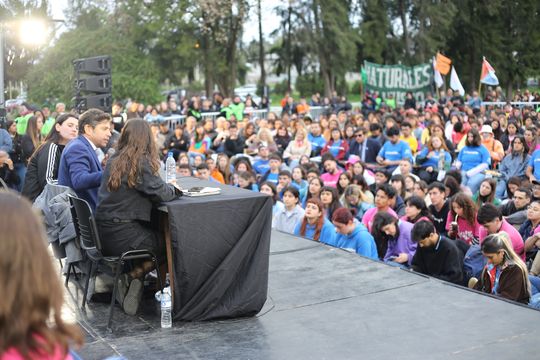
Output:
top-left (349, 128), bottom-right (381, 168)
top-left (58, 108), bottom-right (112, 211)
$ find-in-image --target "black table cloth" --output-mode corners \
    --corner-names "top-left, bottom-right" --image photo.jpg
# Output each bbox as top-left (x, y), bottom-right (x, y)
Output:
top-left (164, 177), bottom-right (272, 321)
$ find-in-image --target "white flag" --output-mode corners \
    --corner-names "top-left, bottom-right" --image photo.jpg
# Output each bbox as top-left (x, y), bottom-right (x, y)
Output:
top-left (449, 66), bottom-right (465, 96)
top-left (432, 57), bottom-right (444, 88)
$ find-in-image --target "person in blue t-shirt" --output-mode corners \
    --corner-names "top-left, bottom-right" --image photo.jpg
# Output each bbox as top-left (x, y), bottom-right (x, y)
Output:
top-left (526, 148), bottom-right (540, 183)
top-left (260, 154), bottom-right (282, 185)
top-left (294, 197), bottom-right (336, 243)
top-left (376, 126), bottom-right (413, 172)
top-left (252, 145), bottom-right (271, 175)
top-left (307, 122), bottom-right (326, 157)
top-left (325, 207), bottom-right (378, 259)
top-left (456, 128), bottom-right (491, 194)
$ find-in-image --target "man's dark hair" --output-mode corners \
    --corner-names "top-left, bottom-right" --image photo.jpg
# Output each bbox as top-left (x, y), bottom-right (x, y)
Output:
top-left (279, 170), bottom-right (292, 178)
top-left (369, 122), bottom-right (382, 132)
top-left (196, 163), bottom-right (209, 171)
top-left (306, 167), bottom-right (320, 176)
top-left (515, 187), bottom-right (532, 199)
top-left (377, 183), bottom-right (396, 199)
top-left (178, 164), bottom-right (192, 174)
top-left (269, 154), bottom-right (282, 162)
top-left (79, 108), bottom-right (111, 135)
top-left (411, 220), bottom-right (437, 243)
top-left (427, 181), bottom-right (446, 193)
top-left (374, 168), bottom-right (390, 179)
top-left (445, 169), bottom-right (463, 184)
top-left (401, 121), bottom-right (412, 129)
top-left (477, 203), bottom-right (502, 225)
top-left (386, 126), bottom-right (400, 137)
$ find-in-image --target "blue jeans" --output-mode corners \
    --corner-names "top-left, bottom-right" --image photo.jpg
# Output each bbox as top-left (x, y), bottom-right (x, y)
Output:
top-left (495, 179), bottom-right (507, 199)
top-left (461, 171), bottom-right (485, 194)
top-left (529, 275), bottom-right (540, 295)
top-left (13, 162), bottom-right (26, 192)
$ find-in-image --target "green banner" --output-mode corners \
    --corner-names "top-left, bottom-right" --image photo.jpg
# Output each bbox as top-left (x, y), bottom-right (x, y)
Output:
top-left (363, 61), bottom-right (433, 105)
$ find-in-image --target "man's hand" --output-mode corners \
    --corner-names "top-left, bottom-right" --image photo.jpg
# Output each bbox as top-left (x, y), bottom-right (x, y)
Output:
top-left (394, 253), bottom-right (408, 264)
top-left (4, 158), bottom-right (13, 170)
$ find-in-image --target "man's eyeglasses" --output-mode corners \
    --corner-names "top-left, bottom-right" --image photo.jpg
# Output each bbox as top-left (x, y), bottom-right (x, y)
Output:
top-left (355, 134), bottom-right (364, 138)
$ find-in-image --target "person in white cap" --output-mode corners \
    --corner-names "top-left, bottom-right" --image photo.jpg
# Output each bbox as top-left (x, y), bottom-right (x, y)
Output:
top-left (480, 124), bottom-right (505, 168)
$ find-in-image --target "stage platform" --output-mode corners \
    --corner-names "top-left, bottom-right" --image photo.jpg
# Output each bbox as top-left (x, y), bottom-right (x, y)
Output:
top-left (67, 230), bottom-right (540, 360)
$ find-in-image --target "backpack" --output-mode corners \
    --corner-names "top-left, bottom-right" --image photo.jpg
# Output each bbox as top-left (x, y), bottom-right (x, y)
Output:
top-left (463, 244), bottom-right (487, 284)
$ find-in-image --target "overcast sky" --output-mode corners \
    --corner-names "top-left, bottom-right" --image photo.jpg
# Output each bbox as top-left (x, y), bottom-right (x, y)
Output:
top-left (50, 0), bottom-right (280, 43)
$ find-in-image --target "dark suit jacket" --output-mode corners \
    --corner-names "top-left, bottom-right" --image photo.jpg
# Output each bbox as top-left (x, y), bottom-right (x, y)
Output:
top-left (58, 135), bottom-right (102, 211)
top-left (349, 138), bottom-right (381, 164)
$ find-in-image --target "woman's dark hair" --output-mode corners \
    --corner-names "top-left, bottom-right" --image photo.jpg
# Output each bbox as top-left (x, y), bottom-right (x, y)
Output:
top-left (465, 128), bottom-right (482, 147)
top-left (300, 198), bottom-right (325, 241)
top-left (260, 181), bottom-right (278, 204)
top-left (449, 193), bottom-right (478, 227)
top-left (43, 113), bottom-right (79, 145)
top-left (405, 195), bottom-right (432, 223)
top-left (475, 178), bottom-right (497, 207)
top-left (507, 177), bottom-right (522, 197)
top-left (444, 176), bottom-right (461, 198)
top-left (371, 212), bottom-right (400, 259)
top-left (283, 185), bottom-right (300, 200)
top-left (320, 186), bottom-right (342, 220)
top-left (445, 169), bottom-right (463, 184)
top-left (107, 119), bottom-right (160, 191)
top-left (233, 157), bottom-right (253, 173)
top-left (194, 123), bottom-right (206, 143)
top-left (306, 177), bottom-right (324, 202)
top-left (352, 174), bottom-right (369, 192)
top-left (337, 172), bottom-right (352, 195)
top-left (390, 175), bottom-right (406, 198)
top-left (511, 135), bottom-right (529, 160)
top-left (453, 121), bottom-right (463, 133)
top-left (28, 113), bottom-right (79, 164)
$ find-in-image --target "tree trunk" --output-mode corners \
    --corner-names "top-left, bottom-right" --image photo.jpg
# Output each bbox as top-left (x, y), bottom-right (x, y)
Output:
top-left (257, 0), bottom-right (266, 89)
top-left (507, 79), bottom-right (513, 101)
top-left (399, 0), bottom-right (411, 62)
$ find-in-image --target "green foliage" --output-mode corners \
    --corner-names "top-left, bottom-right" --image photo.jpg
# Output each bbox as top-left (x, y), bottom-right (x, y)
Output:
top-left (26, 10), bottom-right (162, 105)
top-left (272, 80), bottom-right (289, 96)
top-left (296, 73), bottom-right (324, 97)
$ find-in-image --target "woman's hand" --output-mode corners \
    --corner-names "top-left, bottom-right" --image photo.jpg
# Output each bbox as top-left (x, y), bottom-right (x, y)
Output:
top-left (394, 253), bottom-right (408, 264)
top-left (426, 166), bottom-right (433, 173)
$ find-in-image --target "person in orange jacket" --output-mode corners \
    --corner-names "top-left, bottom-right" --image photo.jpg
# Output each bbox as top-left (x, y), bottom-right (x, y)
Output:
top-left (480, 125), bottom-right (504, 169)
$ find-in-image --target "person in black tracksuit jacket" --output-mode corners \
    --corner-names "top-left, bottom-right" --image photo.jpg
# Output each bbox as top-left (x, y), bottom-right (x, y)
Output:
top-left (22, 114), bottom-right (80, 202)
top-left (411, 220), bottom-right (465, 285)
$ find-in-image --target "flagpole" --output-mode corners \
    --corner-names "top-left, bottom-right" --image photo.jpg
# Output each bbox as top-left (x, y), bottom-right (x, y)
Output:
top-left (478, 56), bottom-right (485, 97)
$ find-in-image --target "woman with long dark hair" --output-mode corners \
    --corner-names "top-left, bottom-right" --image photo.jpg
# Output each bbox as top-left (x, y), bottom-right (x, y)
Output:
top-left (22, 114), bottom-right (79, 201)
top-left (0, 192), bottom-right (83, 358)
top-left (401, 195), bottom-right (432, 224)
top-left (446, 193), bottom-right (481, 245)
top-left (294, 198), bottom-right (335, 242)
top-left (320, 186), bottom-right (342, 221)
top-left (371, 211), bottom-right (417, 266)
top-left (96, 119), bottom-right (181, 316)
top-left (472, 178), bottom-right (500, 207)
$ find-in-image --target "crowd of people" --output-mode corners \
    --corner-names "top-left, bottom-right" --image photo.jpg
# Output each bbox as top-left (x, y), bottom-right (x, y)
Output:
top-left (2, 87), bottom-right (540, 358)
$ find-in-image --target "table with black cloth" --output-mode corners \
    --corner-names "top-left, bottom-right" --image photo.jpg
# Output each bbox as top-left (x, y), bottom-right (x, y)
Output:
top-left (160, 177), bottom-right (272, 322)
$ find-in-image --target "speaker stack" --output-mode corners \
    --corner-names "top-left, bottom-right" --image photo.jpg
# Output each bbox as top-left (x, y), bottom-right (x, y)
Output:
top-left (73, 55), bottom-right (112, 113)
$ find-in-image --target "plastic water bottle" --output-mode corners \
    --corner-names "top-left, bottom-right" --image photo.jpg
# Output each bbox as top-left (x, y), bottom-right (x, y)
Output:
top-left (165, 152), bottom-right (176, 184)
top-left (160, 291), bottom-right (172, 328)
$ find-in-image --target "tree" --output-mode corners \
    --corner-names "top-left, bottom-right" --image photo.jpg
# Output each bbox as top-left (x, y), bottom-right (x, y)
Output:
top-left (257, 0), bottom-right (266, 91)
top-left (359, 0), bottom-right (392, 64)
top-left (25, 8), bottom-right (162, 105)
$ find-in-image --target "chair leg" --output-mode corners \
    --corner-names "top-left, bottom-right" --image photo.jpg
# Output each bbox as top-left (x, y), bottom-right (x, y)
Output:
top-left (81, 262), bottom-right (94, 310)
top-left (58, 259), bottom-right (63, 269)
top-left (65, 263), bottom-right (72, 287)
top-left (108, 261), bottom-right (124, 331)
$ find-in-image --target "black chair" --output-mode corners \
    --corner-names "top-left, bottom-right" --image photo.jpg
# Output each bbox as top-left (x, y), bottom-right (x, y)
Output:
top-left (67, 194), bottom-right (163, 330)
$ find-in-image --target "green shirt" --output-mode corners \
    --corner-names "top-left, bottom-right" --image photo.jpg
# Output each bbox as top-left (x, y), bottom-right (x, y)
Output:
top-left (41, 117), bottom-right (56, 137)
top-left (15, 114), bottom-right (33, 135)
top-left (229, 102), bottom-right (245, 122)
